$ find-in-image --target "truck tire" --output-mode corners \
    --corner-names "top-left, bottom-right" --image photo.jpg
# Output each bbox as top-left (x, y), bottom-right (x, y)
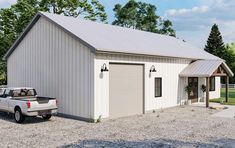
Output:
top-left (42, 114), bottom-right (52, 120)
top-left (14, 108), bottom-right (25, 123)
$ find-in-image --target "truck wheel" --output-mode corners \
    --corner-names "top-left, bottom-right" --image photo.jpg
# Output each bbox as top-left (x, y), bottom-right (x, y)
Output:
top-left (14, 108), bottom-right (25, 123)
top-left (42, 114), bottom-right (52, 120)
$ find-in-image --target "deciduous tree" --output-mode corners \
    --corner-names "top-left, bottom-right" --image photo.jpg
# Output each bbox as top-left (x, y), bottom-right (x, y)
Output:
top-left (225, 43), bottom-right (235, 83)
top-left (112, 0), bottom-right (176, 36)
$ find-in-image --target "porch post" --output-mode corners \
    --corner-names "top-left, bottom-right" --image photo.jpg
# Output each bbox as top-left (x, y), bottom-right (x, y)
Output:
top-left (206, 77), bottom-right (210, 108)
top-left (225, 76), bottom-right (229, 103)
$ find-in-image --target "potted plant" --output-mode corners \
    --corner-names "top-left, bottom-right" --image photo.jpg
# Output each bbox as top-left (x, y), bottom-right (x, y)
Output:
top-left (185, 85), bottom-right (192, 104)
top-left (220, 98), bottom-right (224, 104)
top-left (200, 84), bottom-right (206, 102)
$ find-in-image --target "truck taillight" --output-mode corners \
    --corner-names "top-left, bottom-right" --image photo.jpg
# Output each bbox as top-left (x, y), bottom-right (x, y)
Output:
top-left (26, 101), bottom-right (31, 108)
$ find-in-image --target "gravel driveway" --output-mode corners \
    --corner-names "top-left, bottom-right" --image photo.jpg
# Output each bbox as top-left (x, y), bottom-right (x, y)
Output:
top-left (0, 106), bottom-right (235, 148)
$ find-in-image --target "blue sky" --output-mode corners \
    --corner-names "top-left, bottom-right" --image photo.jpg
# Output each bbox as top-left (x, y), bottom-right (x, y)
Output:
top-left (1, 0), bottom-right (235, 48)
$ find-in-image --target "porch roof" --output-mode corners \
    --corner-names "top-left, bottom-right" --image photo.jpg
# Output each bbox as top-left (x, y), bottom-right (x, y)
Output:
top-left (179, 60), bottom-right (234, 77)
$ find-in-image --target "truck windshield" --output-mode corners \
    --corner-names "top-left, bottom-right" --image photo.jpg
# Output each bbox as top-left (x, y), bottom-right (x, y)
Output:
top-left (12, 89), bottom-right (36, 97)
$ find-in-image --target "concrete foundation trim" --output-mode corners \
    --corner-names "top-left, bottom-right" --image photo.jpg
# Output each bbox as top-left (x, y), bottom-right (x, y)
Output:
top-left (56, 113), bottom-right (95, 123)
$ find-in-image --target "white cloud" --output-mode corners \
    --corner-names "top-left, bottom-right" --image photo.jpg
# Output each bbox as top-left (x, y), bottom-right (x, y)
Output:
top-left (0, 0), bottom-right (16, 8)
top-left (214, 20), bottom-right (235, 43)
top-left (166, 6), bottom-right (209, 16)
top-left (164, 0), bottom-right (235, 48)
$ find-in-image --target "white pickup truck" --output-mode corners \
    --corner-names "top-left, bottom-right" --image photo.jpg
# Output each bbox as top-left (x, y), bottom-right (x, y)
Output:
top-left (0, 87), bottom-right (58, 123)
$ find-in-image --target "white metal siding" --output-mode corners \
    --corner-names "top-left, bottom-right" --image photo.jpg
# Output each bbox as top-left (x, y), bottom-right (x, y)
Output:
top-left (94, 53), bottom-right (191, 119)
top-left (7, 17), bottom-right (95, 119)
top-left (198, 77), bottom-right (221, 100)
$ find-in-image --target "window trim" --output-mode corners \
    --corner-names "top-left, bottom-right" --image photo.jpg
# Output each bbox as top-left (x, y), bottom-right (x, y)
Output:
top-left (155, 77), bottom-right (162, 98)
top-left (209, 76), bottom-right (215, 91)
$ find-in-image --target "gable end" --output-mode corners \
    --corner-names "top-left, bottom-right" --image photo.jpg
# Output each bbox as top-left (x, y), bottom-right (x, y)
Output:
top-left (3, 12), bottom-right (96, 60)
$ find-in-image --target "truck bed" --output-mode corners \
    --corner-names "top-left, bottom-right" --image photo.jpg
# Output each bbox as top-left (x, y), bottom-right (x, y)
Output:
top-left (11, 97), bottom-right (56, 104)
top-left (11, 96), bottom-right (55, 100)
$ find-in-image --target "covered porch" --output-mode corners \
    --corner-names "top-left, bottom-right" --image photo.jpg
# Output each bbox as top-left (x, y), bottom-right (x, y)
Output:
top-left (180, 60), bottom-right (234, 107)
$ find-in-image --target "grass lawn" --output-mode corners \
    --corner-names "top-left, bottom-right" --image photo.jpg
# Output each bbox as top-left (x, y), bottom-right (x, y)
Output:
top-left (210, 88), bottom-right (235, 105)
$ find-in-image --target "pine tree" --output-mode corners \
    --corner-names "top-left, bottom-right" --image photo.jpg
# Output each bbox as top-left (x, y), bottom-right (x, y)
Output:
top-left (205, 24), bottom-right (235, 83)
top-left (205, 24), bottom-right (226, 58)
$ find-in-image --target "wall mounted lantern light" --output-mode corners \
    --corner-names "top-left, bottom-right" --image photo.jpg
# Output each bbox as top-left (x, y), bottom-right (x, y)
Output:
top-left (149, 65), bottom-right (157, 73)
top-left (101, 63), bottom-right (109, 72)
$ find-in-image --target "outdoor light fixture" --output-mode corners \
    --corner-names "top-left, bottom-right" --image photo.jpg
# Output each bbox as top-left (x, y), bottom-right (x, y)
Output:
top-left (150, 65), bottom-right (157, 73)
top-left (101, 63), bottom-right (109, 72)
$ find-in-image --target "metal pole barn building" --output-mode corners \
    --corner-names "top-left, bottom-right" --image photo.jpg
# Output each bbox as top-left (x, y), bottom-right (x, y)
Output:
top-left (3, 12), bottom-right (233, 121)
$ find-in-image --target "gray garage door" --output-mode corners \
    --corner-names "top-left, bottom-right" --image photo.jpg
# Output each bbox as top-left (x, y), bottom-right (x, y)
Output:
top-left (109, 63), bottom-right (144, 118)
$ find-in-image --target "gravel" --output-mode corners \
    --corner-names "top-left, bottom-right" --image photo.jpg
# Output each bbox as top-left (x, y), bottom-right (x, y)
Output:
top-left (0, 106), bottom-right (235, 148)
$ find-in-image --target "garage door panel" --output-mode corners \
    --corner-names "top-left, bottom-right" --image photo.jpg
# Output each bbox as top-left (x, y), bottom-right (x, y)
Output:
top-left (109, 64), bottom-right (144, 118)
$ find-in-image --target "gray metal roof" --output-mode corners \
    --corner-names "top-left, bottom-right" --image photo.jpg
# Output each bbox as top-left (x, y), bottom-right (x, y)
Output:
top-left (180, 60), bottom-right (234, 77)
top-left (4, 12), bottom-right (220, 60)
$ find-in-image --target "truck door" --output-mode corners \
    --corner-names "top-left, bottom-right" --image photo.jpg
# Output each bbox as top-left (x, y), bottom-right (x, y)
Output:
top-left (0, 89), bottom-right (10, 111)
top-left (0, 89), bottom-right (5, 111)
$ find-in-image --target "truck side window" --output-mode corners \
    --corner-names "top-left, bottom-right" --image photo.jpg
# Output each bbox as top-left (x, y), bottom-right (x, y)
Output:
top-left (0, 89), bottom-right (4, 95)
top-left (4, 89), bottom-right (11, 97)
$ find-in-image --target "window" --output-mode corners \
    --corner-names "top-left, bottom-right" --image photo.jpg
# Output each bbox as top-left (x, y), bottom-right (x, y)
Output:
top-left (0, 89), bottom-right (4, 95)
top-left (155, 78), bottom-right (162, 97)
top-left (11, 89), bottom-right (37, 97)
top-left (209, 77), bottom-right (215, 91)
top-left (4, 89), bottom-right (11, 97)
